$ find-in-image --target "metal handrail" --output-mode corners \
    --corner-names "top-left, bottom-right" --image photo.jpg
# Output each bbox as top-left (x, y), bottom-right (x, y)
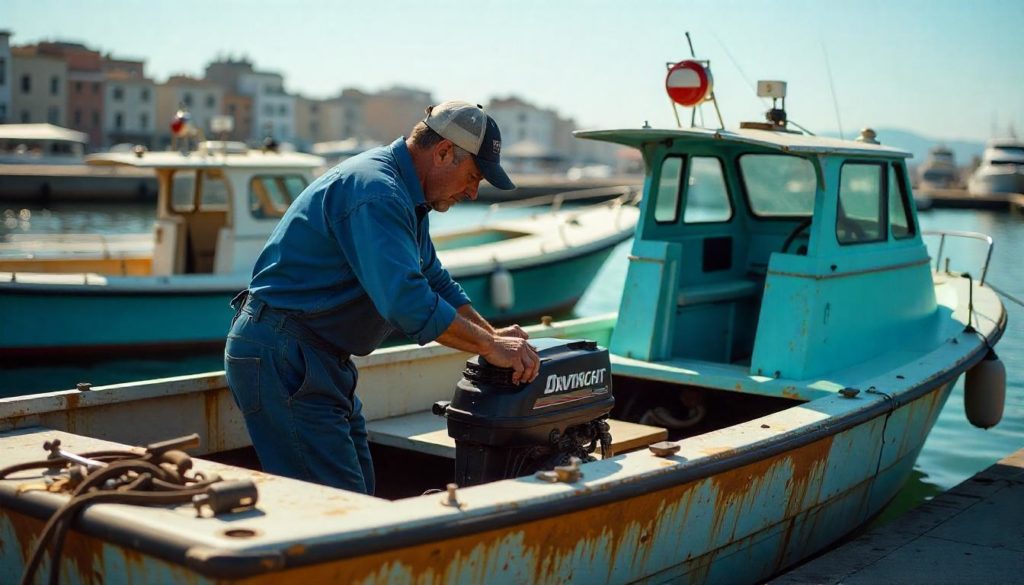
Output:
top-left (479, 184), bottom-right (640, 226)
top-left (922, 229), bottom-right (994, 285)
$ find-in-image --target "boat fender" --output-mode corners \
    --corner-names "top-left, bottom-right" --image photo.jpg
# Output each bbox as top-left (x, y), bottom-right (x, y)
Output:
top-left (964, 349), bottom-right (1006, 429)
top-left (490, 264), bottom-right (514, 311)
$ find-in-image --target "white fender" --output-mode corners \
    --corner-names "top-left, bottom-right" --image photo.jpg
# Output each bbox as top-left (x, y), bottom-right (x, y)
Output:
top-left (964, 349), bottom-right (1006, 429)
top-left (490, 264), bottom-right (514, 311)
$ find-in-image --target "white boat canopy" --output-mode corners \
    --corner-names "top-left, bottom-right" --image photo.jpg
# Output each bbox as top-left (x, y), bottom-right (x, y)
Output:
top-left (0, 123), bottom-right (88, 144)
top-left (85, 149), bottom-right (324, 170)
top-left (575, 127), bottom-right (912, 158)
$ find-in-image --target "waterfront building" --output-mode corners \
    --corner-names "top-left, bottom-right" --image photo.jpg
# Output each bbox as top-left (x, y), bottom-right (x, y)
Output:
top-left (293, 95), bottom-right (325, 151)
top-left (362, 86), bottom-right (432, 143)
top-left (35, 41), bottom-right (105, 149)
top-left (0, 32), bottom-right (11, 124)
top-left (237, 70), bottom-right (295, 144)
top-left (101, 57), bottom-right (155, 148)
top-left (155, 75), bottom-right (224, 148)
top-left (487, 96), bottom-right (563, 173)
top-left (221, 93), bottom-right (253, 144)
top-left (10, 45), bottom-right (67, 127)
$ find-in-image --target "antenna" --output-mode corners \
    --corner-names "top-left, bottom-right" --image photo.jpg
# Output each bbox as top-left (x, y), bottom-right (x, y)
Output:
top-left (821, 42), bottom-right (844, 140)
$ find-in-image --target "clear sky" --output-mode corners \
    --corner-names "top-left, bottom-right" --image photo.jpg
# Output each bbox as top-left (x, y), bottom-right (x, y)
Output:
top-left (3, 0), bottom-right (1022, 142)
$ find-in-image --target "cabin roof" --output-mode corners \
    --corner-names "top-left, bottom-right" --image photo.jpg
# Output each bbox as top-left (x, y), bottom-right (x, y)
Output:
top-left (0, 123), bottom-right (88, 144)
top-left (85, 150), bottom-right (324, 170)
top-left (574, 127), bottom-right (912, 158)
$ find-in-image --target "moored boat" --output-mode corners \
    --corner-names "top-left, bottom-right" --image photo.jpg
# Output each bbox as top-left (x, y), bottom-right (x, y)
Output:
top-left (0, 142), bottom-right (639, 360)
top-left (0, 64), bottom-right (1008, 585)
top-left (966, 138), bottom-right (1024, 196)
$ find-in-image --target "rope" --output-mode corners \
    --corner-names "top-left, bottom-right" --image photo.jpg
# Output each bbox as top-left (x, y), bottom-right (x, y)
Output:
top-left (0, 434), bottom-right (253, 585)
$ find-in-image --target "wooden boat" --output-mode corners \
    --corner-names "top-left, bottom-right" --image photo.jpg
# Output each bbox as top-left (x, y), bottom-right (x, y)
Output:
top-left (0, 142), bottom-right (639, 359)
top-left (0, 84), bottom-right (1008, 585)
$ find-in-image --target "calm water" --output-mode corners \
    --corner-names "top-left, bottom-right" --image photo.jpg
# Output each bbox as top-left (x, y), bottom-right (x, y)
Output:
top-left (1, 201), bottom-right (1021, 521)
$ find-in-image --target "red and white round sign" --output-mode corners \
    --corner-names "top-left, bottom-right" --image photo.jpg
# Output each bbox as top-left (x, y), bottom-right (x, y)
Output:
top-left (665, 60), bottom-right (713, 107)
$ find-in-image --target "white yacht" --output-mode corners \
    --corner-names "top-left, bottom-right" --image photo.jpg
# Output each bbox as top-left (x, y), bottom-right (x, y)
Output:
top-left (967, 138), bottom-right (1024, 196)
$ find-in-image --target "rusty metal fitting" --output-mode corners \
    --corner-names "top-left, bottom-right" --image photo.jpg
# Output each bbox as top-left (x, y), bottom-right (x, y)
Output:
top-left (839, 387), bottom-right (860, 398)
top-left (441, 483), bottom-right (462, 508)
top-left (648, 441), bottom-right (681, 457)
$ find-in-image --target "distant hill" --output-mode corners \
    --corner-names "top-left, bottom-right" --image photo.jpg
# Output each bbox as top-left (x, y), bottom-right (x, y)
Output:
top-left (820, 129), bottom-right (986, 167)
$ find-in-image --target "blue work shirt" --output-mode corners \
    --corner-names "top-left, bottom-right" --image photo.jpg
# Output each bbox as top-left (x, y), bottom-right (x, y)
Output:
top-left (248, 138), bottom-right (471, 352)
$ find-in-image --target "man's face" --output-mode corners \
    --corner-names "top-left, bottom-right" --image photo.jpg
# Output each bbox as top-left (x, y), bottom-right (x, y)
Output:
top-left (424, 141), bottom-right (483, 212)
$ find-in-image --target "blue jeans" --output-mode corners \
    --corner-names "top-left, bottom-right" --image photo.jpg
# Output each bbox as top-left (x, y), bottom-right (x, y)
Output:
top-left (224, 299), bottom-right (375, 494)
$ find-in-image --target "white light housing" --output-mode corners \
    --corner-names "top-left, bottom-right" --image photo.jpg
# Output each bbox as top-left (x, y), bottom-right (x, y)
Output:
top-left (211, 115), bottom-right (235, 134)
top-left (757, 81), bottom-right (787, 99)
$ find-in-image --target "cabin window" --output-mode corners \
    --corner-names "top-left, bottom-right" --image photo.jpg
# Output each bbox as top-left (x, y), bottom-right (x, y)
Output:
top-left (837, 162), bottom-right (885, 245)
top-left (170, 171), bottom-right (197, 212)
top-left (739, 155), bottom-right (816, 217)
top-left (889, 164), bottom-right (914, 239)
top-left (198, 170), bottom-right (230, 208)
top-left (248, 175), bottom-right (307, 219)
top-left (684, 156), bottom-right (732, 223)
top-left (654, 155), bottom-right (684, 223)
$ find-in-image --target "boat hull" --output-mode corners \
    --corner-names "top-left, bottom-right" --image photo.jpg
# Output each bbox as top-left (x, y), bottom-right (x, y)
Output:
top-left (0, 378), bottom-right (954, 584)
top-left (0, 240), bottom-right (623, 359)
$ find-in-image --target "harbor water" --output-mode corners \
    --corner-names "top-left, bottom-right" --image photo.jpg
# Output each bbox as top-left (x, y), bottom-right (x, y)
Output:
top-left (0, 201), bottom-right (1020, 524)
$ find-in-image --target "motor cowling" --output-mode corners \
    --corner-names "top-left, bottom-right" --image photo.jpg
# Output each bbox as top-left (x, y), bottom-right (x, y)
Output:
top-left (434, 338), bottom-right (614, 486)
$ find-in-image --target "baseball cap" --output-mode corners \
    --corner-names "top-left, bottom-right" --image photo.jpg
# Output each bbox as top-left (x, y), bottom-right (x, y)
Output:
top-left (423, 101), bottom-right (515, 191)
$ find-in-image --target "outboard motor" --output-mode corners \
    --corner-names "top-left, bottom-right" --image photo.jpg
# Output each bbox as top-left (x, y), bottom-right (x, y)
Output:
top-left (433, 338), bottom-right (614, 486)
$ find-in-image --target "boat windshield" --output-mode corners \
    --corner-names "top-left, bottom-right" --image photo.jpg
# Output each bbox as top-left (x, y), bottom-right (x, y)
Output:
top-left (248, 175), bottom-right (308, 219)
top-left (739, 154), bottom-right (816, 217)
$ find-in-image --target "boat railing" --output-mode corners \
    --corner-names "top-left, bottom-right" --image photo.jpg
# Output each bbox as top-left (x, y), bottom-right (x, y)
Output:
top-left (923, 229), bottom-right (994, 285)
top-left (479, 184), bottom-right (642, 227)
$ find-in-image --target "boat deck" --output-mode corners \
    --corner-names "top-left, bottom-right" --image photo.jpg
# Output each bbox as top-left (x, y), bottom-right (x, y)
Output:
top-left (771, 447), bottom-right (1024, 584)
top-left (366, 410), bottom-right (667, 459)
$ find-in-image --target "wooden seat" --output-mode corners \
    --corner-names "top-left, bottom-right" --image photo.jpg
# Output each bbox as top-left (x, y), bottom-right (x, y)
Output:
top-left (366, 411), bottom-right (667, 460)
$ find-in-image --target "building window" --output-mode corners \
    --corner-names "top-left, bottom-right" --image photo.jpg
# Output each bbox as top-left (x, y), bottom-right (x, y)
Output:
top-left (183, 92), bottom-right (193, 107)
top-left (74, 109), bottom-right (83, 126)
top-left (21, 75), bottom-right (30, 94)
top-left (0, 58), bottom-right (5, 85)
top-left (279, 104), bottom-right (286, 115)
top-left (141, 88), bottom-right (150, 102)
top-left (20, 110), bottom-right (30, 123)
top-left (115, 112), bottom-right (124, 130)
top-left (206, 94), bottom-right (215, 108)
top-left (47, 106), bottom-right (59, 124)
top-left (75, 81), bottom-right (83, 93)
top-left (92, 110), bottom-right (100, 128)
top-left (227, 104), bottom-right (236, 115)
top-left (93, 82), bottom-right (100, 94)
top-left (0, 103), bottom-right (6, 122)
top-left (51, 76), bottom-right (60, 96)
top-left (140, 112), bottom-right (149, 130)
top-left (113, 86), bottom-right (124, 101)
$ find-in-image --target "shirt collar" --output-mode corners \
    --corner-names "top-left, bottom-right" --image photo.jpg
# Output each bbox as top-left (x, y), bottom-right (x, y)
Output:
top-left (389, 137), bottom-right (428, 212)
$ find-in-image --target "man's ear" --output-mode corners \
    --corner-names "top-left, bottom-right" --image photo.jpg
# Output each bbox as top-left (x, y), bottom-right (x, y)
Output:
top-left (434, 140), bottom-right (453, 165)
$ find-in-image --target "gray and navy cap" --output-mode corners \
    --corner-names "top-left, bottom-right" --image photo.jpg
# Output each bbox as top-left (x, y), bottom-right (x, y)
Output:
top-left (424, 100), bottom-right (515, 191)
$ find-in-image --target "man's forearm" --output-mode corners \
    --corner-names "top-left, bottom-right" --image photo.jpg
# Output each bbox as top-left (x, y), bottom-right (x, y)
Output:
top-left (456, 304), bottom-right (495, 334)
top-left (435, 312), bottom-right (494, 355)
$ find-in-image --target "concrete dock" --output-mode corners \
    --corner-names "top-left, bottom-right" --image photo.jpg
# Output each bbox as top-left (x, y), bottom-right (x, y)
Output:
top-left (772, 448), bottom-right (1024, 584)
top-left (916, 187), bottom-right (1024, 213)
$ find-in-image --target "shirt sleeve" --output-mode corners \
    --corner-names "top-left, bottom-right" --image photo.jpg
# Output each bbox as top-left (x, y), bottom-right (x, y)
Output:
top-left (331, 192), bottom-right (456, 345)
top-left (420, 231), bottom-right (472, 309)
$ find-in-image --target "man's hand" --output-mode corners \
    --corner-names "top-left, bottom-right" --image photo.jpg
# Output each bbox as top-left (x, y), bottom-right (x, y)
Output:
top-left (494, 324), bottom-right (529, 339)
top-left (481, 336), bottom-right (541, 385)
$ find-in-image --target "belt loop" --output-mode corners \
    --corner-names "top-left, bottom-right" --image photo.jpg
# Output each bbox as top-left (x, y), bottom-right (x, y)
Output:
top-left (253, 299), bottom-right (266, 322)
